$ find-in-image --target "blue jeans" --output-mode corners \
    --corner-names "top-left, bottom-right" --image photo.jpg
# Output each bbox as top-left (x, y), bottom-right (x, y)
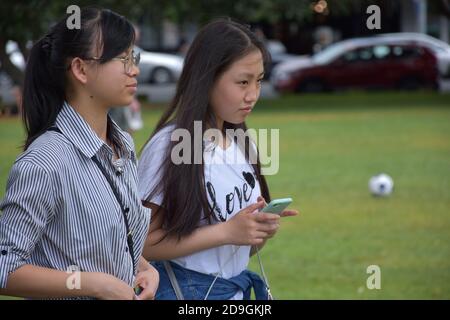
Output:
top-left (151, 261), bottom-right (270, 300)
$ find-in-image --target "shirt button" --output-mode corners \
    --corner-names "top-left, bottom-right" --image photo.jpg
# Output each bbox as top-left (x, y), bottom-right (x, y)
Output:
top-left (1, 250), bottom-right (7, 256)
top-left (125, 247), bottom-right (129, 252)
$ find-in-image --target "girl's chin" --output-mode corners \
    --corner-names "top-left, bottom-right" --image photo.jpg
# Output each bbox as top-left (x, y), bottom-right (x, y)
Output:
top-left (225, 115), bottom-right (248, 125)
top-left (226, 118), bottom-right (246, 125)
top-left (115, 96), bottom-right (133, 106)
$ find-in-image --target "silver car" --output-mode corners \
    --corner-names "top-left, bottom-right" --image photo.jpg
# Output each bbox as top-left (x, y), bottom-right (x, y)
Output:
top-left (135, 46), bottom-right (184, 84)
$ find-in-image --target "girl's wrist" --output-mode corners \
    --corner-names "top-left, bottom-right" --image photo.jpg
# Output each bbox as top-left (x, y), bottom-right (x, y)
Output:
top-left (81, 272), bottom-right (104, 298)
top-left (215, 221), bottom-right (232, 245)
top-left (204, 222), bottom-right (229, 246)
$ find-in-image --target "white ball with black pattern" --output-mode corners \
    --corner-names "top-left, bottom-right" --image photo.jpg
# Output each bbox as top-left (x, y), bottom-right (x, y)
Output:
top-left (369, 173), bottom-right (394, 197)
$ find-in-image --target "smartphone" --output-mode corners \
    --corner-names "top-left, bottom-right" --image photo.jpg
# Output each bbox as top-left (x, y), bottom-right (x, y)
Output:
top-left (261, 198), bottom-right (293, 214)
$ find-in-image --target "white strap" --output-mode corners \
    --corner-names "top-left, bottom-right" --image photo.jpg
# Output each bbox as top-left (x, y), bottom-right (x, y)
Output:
top-left (163, 261), bottom-right (185, 300)
top-left (255, 246), bottom-right (274, 300)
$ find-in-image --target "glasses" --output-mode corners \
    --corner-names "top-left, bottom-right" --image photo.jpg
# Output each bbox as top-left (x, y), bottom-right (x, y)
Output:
top-left (112, 50), bottom-right (140, 74)
top-left (84, 50), bottom-right (140, 74)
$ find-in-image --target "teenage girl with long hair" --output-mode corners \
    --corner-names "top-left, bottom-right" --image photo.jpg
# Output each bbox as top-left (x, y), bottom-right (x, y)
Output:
top-left (139, 19), bottom-right (297, 300)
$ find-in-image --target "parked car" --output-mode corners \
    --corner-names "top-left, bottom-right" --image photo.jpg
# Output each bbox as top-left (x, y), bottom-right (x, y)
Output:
top-left (0, 41), bottom-right (25, 113)
top-left (135, 46), bottom-right (184, 85)
top-left (265, 40), bottom-right (303, 78)
top-left (0, 71), bottom-right (17, 109)
top-left (375, 32), bottom-right (450, 78)
top-left (271, 37), bottom-right (439, 93)
top-left (5, 41), bottom-right (25, 71)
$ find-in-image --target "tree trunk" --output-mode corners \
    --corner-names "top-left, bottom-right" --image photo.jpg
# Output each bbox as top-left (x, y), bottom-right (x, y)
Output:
top-left (441, 0), bottom-right (450, 18)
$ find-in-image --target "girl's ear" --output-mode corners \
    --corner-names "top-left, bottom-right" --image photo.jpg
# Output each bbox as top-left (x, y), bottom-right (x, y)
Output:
top-left (68, 57), bottom-right (89, 84)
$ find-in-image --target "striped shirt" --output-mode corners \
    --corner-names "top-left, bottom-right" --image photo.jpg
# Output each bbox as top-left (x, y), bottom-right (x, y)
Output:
top-left (0, 102), bottom-right (151, 298)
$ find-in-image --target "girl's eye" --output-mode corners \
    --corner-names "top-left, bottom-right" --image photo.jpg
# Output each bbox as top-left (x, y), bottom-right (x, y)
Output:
top-left (257, 78), bottom-right (263, 84)
top-left (239, 81), bottom-right (249, 85)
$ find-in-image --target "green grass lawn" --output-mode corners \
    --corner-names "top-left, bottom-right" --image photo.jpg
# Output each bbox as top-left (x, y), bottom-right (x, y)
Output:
top-left (1, 91), bottom-right (449, 299)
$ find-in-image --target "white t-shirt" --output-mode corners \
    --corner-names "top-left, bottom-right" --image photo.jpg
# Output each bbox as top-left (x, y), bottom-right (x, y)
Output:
top-left (138, 125), bottom-right (261, 300)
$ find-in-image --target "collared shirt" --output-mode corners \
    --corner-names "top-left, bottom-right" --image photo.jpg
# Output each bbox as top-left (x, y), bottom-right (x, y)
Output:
top-left (0, 102), bottom-right (150, 297)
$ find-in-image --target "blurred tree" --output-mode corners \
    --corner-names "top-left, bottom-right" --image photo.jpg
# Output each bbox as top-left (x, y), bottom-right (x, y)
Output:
top-left (440, 0), bottom-right (450, 17)
top-left (0, 0), bottom-right (150, 86)
top-left (0, 0), bottom-right (52, 86)
top-left (4, 0), bottom-right (445, 85)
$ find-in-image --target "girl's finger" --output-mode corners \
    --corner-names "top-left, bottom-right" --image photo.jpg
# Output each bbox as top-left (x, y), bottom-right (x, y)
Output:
top-left (255, 212), bottom-right (280, 222)
top-left (138, 287), bottom-right (156, 300)
top-left (280, 210), bottom-right (299, 217)
top-left (256, 222), bottom-right (279, 233)
top-left (134, 275), bottom-right (146, 288)
top-left (254, 231), bottom-right (269, 239)
top-left (257, 196), bottom-right (267, 206)
top-left (245, 201), bottom-right (265, 213)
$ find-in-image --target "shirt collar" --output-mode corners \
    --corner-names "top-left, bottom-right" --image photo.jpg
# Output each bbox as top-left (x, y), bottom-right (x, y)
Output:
top-left (109, 116), bottom-right (134, 158)
top-left (55, 102), bottom-right (133, 159)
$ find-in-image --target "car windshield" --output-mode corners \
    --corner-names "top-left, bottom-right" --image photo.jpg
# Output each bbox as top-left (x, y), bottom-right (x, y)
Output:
top-left (312, 42), bottom-right (353, 64)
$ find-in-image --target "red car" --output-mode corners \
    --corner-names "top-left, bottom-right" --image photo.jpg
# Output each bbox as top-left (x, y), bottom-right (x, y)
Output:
top-left (271, 38), bottom-right (439, 93)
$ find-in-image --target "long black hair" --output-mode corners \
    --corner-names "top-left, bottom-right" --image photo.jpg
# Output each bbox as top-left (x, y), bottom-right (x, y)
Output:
top-left (143, 18), bottom-right (272, 240)
top-left (22, 7), bottom-right (135, 150)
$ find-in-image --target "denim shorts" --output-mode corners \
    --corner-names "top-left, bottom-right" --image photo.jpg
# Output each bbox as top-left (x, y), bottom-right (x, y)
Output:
top-left (151, 261), bottom-right (242, 300)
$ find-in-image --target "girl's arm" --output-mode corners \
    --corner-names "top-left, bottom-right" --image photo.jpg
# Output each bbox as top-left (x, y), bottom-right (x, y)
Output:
top-left (0, 264), bottom-right (131, 299)
top-left (142, 202), bottom-right (230, 261)
top-left (142, 201), bottom-right (277, 261)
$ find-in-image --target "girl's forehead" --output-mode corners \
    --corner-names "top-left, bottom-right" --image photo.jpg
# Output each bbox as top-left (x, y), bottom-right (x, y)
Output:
top-left (91, 40), bottom-right (134, 58)
top-left (228, 50), bottom-right (264, 73)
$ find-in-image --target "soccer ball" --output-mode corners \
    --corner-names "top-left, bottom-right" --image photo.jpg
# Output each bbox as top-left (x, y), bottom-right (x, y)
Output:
top-left (369, 173), bottom-right (394, 197)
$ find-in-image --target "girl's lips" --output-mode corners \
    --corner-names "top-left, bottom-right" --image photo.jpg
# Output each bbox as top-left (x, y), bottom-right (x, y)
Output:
top-left (127, 86), bottom-right (137, 93)
top-left (126, 83), bottom-right (137, 93)
top-left (240, 107), bottom-right (253, 114)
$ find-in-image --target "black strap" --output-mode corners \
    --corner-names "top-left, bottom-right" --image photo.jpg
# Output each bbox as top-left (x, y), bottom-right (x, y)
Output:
top-left (48, 127), bottom-right (136, 274)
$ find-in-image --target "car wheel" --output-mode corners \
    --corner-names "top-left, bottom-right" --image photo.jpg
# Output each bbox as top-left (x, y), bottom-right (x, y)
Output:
top-left (151, 67), bottom-right (173, 84)
top-left (298, 79), bottom-right (326, 93)
top-left (398, 76), bottom-right (422, 91)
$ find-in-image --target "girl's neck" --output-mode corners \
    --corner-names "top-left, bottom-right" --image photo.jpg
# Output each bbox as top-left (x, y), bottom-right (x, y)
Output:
top-left (66, 95), bottom-right (109, 143)
top-left (205, 119), bottom-right (231, 150)
top-left (216, 119), bottom-right (224, 132)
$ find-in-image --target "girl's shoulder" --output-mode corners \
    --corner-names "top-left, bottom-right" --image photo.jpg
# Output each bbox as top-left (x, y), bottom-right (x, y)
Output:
top-left (142, 123), bottom-right (176, 154)
top-left (154, 123), bottom-right (177, 141)
top-left (15, 130), bottom-right (73, 172)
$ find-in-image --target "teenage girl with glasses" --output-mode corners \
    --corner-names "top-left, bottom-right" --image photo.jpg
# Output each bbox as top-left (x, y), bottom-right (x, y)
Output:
top-left (0, 7), bottom-right (158, 300)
